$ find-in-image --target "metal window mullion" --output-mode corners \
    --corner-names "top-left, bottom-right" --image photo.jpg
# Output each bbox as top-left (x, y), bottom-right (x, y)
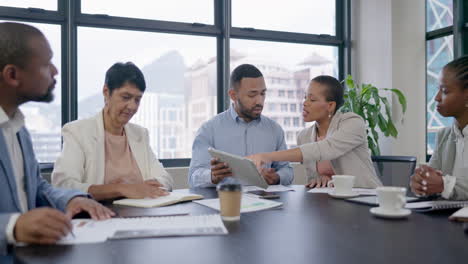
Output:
top-left (75, 13), bottom-right (220, 37)
top-left (426, 26), bottom-right (454, 40)
top-left (63, 0), bottom-right (78, 124)
top-left (335, 0), bottom-right (351, 81)
top-left (0, 6), bottom-right (63, 23)
top-left (230, 28), bottom-right (342, 46)
top-left (425, 0), bottom-right (428, 159)
top-left (344, 0), bottom-right (352, 79)
top-left (223, 0), bottom-right (231, 111)
top-left (215, 0), bottom-right (230, 113)
top-left (453, 0), bottom-right (468, 56)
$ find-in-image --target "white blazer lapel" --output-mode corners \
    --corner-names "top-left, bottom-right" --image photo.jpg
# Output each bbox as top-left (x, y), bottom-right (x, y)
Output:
top-left (0, 130), bottom-right (21, 211)
top-left (125, 125), bottom-right (147, 179)
top-left (326, 111), bottom-right (341, 137)
top-left (94, 112), bottom-right (106, 184)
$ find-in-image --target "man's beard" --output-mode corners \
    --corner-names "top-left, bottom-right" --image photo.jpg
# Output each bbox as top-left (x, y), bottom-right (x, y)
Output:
top-left (237, 99), bottom-right (262, 120)
top-left (30, 83), bottom-right (55, 103)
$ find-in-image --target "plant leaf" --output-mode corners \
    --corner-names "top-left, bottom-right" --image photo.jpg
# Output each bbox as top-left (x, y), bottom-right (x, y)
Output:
top-left (387, 119), bottom-right (398, 138)
top-left (377, 113), bottom-right (387, 132)
top-left (384, 88), bottom-right (407, 114)
top-left (345, 75), bottom-right (355, 89)
top-left (381, 97), bottom-right (392, 122)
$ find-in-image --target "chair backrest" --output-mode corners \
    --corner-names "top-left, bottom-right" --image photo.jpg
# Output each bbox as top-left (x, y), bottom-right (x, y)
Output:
top-left (39, 163), bottom-right (54, 183)
top-left (371, 156), bottom-right (417, 189)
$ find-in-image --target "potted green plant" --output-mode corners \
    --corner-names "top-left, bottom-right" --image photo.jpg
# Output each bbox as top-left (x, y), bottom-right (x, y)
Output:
top-left (341, 75), bottom-right (407, 156)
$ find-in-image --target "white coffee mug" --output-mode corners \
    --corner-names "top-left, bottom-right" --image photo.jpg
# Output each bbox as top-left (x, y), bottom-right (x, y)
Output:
top-left (327, 175), bottom-right (355, 194)
top-left (376, 186), bottom-right (406, 212)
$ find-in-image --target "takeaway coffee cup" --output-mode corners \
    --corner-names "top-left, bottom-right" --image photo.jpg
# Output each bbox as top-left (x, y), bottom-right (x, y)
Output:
top-left (217, 178), bottom-right (242, 221)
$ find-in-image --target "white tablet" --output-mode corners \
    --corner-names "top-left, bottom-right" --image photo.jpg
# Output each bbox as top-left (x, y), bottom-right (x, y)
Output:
top-left (208, 148), bottom-right (269, 189)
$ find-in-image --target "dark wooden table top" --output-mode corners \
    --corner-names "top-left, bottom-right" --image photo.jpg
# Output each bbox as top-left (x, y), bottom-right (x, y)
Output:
top-left (9, 186), bottom-right (468, 264)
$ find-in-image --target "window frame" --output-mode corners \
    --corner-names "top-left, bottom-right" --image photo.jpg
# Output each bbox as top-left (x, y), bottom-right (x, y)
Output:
top-left (0, 0), bottom-right (351, 167)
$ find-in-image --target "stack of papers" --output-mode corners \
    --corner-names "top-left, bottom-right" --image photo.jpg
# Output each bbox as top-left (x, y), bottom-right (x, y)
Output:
top-left (194, 196), bottom-right (283, 213)
top-left (58, 214), bottom-right (227, 244)
top-left (307, 187), bottom-right (377, 196)
top-left (242, 185), bottom-right (295, 193)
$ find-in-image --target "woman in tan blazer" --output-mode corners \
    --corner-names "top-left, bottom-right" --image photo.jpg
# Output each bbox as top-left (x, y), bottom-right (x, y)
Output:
top-left (248, 75), bottom-right (382, 188)
top-left (411, 56), bottom-right (468, 200)
top-left (52, 62), bottom-right (173, 200)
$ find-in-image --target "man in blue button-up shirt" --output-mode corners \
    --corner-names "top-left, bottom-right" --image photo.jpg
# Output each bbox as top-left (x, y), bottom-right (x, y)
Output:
top-left (188, 64), bottom-right (293, 188)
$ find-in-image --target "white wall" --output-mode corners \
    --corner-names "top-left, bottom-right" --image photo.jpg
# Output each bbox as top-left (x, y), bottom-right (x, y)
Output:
top-left (351, 0), bottom-right (426, 163)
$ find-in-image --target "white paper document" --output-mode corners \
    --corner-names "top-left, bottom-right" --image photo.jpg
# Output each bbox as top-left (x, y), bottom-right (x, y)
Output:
top-left (243, 185), bottom-right (295, 193)
top-left (307, 187), bottom-right (377, 196)
top-left (58, 214), bottom-right (227, 245)
top-left (194, 196), bottom-right (283, 213)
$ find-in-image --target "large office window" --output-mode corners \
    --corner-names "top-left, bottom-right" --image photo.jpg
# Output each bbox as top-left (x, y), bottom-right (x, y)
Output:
top-left (230, 39), bottom-right (338, 148)
top-left (425, 0), bottom-right (454, 155)
top-left (81, 1), bottom-right (213, 24)
top-left (426, 0), bottom-right (453, 31)
top-left (425, 0), bottom-right (468, 156)
top-left (426, 36), bottom-right (454, 154)
top-left (77, 27), bottom-right (216, 159)
top-left (0, 0), bottom-right (56, 10)
top-left (0, 20), bottom-right (62, 163)
top-left (0, 1), bottom-right (347, 166)
top-left (232, 0), bottom-right (335, 35)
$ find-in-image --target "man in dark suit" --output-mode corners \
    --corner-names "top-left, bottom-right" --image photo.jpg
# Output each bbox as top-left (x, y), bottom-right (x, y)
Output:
top-left (0, 22), bottom-right (114, 255)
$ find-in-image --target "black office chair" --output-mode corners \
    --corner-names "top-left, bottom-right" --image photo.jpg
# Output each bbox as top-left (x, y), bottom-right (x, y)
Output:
top-left (371, 156), bottom-right (417, 189)
top-left (39, 163), bottom-right (54, 183)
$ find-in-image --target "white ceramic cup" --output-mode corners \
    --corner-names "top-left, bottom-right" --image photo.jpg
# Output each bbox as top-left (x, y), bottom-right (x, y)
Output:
top-left (376, 186), bottom-right (406, 212)
top-left (327, 175), bottom-right (355, 194)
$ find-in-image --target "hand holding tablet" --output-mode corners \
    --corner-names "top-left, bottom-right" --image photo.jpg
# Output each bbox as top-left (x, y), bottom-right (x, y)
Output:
top-left (208, 148), bottom-right (269, 189)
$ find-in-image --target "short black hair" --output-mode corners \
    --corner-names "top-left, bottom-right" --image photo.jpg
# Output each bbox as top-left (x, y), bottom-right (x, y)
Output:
top-left (105, 62), bottom-right (146, 94)
top-left (0, 22), bottom-right (44, 72)
top-left (444, 56), bottom-right (468, 90)
top-left (230, 64), bottom-right (263, 90)
top-left (311, 75), bottom-right (344, 113)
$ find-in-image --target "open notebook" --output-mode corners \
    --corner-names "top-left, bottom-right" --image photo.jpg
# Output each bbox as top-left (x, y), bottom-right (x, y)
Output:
top-left (113, 192), bottom-right (204, 208)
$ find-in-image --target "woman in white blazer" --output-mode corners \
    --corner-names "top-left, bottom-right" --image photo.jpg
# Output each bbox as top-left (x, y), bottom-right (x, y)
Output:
top-left (411, 56), bottom-right (468, 200)
top-left (52, 62), bottom-right (173, 200)
top-left (248, 75), bottom-right (382, 188)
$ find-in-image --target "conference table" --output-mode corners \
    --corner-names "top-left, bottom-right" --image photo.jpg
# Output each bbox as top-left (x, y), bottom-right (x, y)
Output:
top-left (10, 186), bottom-right (468, 264)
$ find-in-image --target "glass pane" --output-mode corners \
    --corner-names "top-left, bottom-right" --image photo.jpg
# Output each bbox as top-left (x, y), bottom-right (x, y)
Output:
top-left (426, 0), bottom-right (453, 31)
top-left (232, 0), bottom-right (335, 35)
top-left (81, 0), bottom-right (213, 24)
top-left (0, 0), bottom-right (57, 10)
top-left (77, 27), bottom-right (216, 159)
top-left (0, 21), bottom-right (62, 163)
top-left (231, 39), bottom-right (338, 149)
top-left (426, 35), bottom-right (453, 154)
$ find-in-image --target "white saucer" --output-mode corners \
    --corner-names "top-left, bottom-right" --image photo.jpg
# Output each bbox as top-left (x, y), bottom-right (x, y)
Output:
top-left (370, 207), bottom-right (411, 219)
top-left (329, 191), bottom-right (359, 199)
